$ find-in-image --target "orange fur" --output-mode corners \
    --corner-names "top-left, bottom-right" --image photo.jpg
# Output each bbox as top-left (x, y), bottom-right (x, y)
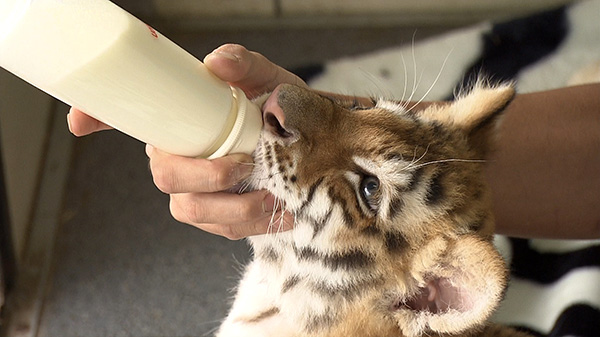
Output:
top-left (217, 83), bottom-right (530, 337)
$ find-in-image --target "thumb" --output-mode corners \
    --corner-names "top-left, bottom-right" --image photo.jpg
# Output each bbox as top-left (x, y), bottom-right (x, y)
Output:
top-left (203, 44), bottom-right (307, 99)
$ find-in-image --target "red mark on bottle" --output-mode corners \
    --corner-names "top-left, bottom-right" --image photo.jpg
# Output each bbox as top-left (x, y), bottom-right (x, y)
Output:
top-left (147, 25), bottom-right (158, 39)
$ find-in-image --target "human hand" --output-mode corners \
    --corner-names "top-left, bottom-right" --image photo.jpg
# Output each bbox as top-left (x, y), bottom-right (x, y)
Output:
top-left (67, 44), bottom-right (302, 239)
top-left (67, 106), bottom-right (112, 136)
top-left (145, 44), bottom-right (304, 238)
top-left (146, 145), bottom-right (293, 239)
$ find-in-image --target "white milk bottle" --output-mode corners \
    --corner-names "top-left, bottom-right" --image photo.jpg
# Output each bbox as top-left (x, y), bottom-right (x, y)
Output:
top-left (0, 0), bottom-right (262, 158)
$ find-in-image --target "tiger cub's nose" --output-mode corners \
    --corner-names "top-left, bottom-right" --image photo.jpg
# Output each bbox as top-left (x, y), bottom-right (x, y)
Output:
top-left (261, 83), bottom-right (331, 143)
top-left (262, 84), bottom-right (295, 140)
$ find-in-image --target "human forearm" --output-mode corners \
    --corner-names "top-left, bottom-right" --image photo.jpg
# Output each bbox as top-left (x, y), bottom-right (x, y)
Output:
top-left (487, 84), bottom-right (600, 239)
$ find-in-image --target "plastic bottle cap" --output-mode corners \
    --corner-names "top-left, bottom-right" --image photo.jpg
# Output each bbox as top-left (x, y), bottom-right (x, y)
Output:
top-left (207, 87), bottom-right (263, 159)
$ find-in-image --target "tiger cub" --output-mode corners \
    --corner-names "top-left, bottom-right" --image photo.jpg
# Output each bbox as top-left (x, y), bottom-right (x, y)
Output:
top-left (216, 83), bottom-right (531, 337)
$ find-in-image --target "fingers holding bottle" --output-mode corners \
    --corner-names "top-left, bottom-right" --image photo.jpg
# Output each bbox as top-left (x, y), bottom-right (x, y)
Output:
top-left (146, 145), bottom-right (254, 193)
top-left (169, 190), bottom-right (294, 240)
top-left (146, 145), bottom-right (294, 239)
top-left (67, 107), bottom-right (112, 136)
top-left (204, 44), bottom-right (307, 99)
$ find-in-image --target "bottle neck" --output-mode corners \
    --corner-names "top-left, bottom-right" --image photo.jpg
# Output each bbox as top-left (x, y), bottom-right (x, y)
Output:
top-left (206, 87), bottom-right (263, 159)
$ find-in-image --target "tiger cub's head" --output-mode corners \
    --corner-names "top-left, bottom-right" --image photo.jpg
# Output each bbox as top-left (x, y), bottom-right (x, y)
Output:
top-left (251, 83), bottom-right (515, 336)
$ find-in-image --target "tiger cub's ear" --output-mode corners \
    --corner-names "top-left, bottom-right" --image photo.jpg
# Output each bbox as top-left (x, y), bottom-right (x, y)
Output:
top-left (447, 82), bottom-right (515, 133)
top-left (421, 82), bottom-right (515, 157)
top-left (393, 236), bottom-right (508, 337)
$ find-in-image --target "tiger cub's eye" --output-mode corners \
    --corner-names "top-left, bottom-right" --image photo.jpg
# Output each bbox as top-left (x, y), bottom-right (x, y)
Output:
top-left (360, 176), bottom-right (380, 211)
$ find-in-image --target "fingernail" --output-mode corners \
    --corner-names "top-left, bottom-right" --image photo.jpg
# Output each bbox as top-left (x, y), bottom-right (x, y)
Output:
top-left (262, 193), bottom-right (283, 214)
top-left (66, 113), bottom-right (73, 133)
top-left (205, 49), bottom-right (240, 63)
top-left (145, 144), bottom-right (154, 157)
top-left (228, 154), bottom-right (254, 183)
top-left (232, 163), bottom-right (253, 183)
top-left (280, 213), bottom-right (295, 231)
